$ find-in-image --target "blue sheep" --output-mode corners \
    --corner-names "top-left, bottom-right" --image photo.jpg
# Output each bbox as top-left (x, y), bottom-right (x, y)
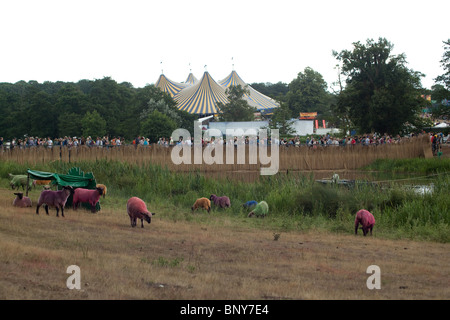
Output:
top-left (242, 200), bottom-right (258, 209)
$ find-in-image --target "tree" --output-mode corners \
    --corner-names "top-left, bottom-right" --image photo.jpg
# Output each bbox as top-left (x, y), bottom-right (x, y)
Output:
top-left (81, 110), bottom-right (107, 138)
top-left (286, 67), bottom-right (331, 117)
top-left (216, 85), bottom-right (255, 122)
top-left (333, 38), bottom-right (427, 134)
top-left (269, 102), bottom-right (295, 136)
top-left (435, 39), bottom-right (450, 89)
top-left (140, 110), bottom-right (177, 143)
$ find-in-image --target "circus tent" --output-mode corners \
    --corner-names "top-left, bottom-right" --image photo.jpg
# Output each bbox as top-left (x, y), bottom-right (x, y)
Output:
top-left (155, 74), bottom-right (188, 97)
top-left (155, 69), bottom-right (280, 116)
top-left (173, 71), bottom-right (229, 115)
top-left (184, 72), bottom-right (198, 85)
top-left (219, 70), bottom-right (280, 114)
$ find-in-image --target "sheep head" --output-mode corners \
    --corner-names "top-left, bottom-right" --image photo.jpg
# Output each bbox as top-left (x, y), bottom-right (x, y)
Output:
top-left (14, 192), bottom-right (24, 200)
top-left (96, 187), bottom-right (104, 195)
top-left (63, 186), bottom-right (74, 195)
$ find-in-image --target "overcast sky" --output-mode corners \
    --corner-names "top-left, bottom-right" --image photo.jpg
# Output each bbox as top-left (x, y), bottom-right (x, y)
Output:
top-left (1, 0), bottom-right (448, 90)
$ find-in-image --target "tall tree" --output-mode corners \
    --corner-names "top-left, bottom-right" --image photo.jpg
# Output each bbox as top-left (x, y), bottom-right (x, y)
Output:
top-left (140, 110), bottom-right (177, 143)
top-left (81, 110), bottom-right (107, 138)
top-left (435, 39), bottom-right (450, 89)
top-left (216, 85), bottom-right (255, 122)
top-left (286, 67), bottom-right (330, 117)
top-left (333, 38), bottom-right (427, 134)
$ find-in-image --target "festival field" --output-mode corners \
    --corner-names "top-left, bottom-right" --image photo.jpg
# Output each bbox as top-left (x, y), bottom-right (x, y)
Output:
top-left (0, 186), bottom-right (448, 300)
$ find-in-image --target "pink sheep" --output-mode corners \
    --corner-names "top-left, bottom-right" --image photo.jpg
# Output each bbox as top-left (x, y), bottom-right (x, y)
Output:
top-left (36, 186), bottom-right (74, 217)
top-left (354, 209), bottom-right (376, 236)
top-left (72, 187), bottom-right (104, 213)
top-left (127, 197), bottom-right (156, 228)
top-left (13, 192), bottom-right (32, 207)
top-left (209, 194), bottom-right (231, 209)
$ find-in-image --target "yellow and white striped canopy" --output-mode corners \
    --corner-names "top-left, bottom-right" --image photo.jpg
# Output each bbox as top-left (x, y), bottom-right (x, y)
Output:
top-left (173, 72), bottom-right (229, 115)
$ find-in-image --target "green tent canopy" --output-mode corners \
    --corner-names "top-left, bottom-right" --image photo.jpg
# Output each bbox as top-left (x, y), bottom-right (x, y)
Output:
top-left (27, 167), bottom-right (100, 212)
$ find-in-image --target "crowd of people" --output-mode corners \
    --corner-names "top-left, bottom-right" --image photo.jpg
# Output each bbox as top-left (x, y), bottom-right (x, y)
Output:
top-left (0, 131), bottom-right (448, 152)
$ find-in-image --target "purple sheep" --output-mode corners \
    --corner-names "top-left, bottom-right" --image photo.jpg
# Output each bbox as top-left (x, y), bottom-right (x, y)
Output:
top-left (36, 186), bottom-right (74, 217)
top-left (13, 192), bottom-right (32, 207)
top-left (72, 187), bottom-right (104, 213)
top-left (127, 197), bottom-right (156, 228)
top-left (354, 209), bottom-right (376, 236)
top-left (209, 194), bottom-right (231, 209)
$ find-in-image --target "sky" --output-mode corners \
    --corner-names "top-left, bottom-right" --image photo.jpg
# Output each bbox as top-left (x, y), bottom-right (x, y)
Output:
top-left (1, 0), bottom-right (449, 90)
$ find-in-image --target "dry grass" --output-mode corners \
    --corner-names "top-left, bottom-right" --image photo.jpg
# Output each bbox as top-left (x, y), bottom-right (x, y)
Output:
top-left (0, 187), bottom-right (448, 300)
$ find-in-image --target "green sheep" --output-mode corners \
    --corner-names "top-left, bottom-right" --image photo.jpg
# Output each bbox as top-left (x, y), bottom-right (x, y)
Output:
top-left (9, 174), bottom-right (35, 190)
top-left (247, 201), bottom-right (269, 218)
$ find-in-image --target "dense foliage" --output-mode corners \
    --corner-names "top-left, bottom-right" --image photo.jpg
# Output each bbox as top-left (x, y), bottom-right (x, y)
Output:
top-left (0, 77), bottom-right (195, 142)
top-left (333, 38), bottom-right (429, 135)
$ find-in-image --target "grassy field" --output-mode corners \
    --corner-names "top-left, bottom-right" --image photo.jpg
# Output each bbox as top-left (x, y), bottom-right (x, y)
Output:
top-left (0, 158), bottom-right (449, 300)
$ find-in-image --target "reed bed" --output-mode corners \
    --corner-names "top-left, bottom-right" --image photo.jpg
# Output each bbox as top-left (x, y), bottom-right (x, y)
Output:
top-left (0, 136), bottom-right (432, 172)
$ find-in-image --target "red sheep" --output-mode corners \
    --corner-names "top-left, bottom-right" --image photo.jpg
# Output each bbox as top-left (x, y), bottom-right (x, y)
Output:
top-left (127, 197), bottom-right (156, 228)
top-left (354, 209), bottom-right (376, 236)
top-left (72, 187), bottom-right (104, 213)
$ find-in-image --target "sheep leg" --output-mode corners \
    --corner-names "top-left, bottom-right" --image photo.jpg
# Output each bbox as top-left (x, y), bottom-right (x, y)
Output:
top-left (36, 205), bottom-right (40, 215)
top-left (141, 219), bottom-right (144, 228)
top-left (44, 204), bottom-right (49, 215)
top-left (55, 206), bottom-right (59, 217)
top-left (61, 206), bottom-right (65, 217)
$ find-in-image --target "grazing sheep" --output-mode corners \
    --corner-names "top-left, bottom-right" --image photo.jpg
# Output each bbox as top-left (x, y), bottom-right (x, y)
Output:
top-left (35, 179), bottom-right (52, 186)
top-left (96, 183), bottom-right (107, 198)
top-left (242, 200), bottom-right (257, 209)
top-left (209, 194), bottom-right (231, 209)
top-left (13, 192), bottom-right (32, 207)
top-left (127, 197), bottom-right (155, 228)
top-left (248, 201), bottom-right (269, 218)
top-left (191, 197), bottom-right (211, 213)
top-left (72, 187), bottom-right (104, 212)
top-left (36, 186), bottom-right (74, 217)
top-left (354, 209), bottom-right (375, 236)
top-left (9, 174), bottom-right (36, 190)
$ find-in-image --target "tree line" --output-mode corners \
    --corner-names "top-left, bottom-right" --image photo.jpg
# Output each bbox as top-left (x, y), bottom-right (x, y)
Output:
top-left (1, 37), bottom-right (449, 142)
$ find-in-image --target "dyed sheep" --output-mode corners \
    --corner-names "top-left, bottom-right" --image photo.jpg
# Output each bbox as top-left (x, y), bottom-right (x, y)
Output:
top-left (242, 200), bottom-right (257, 209)
top-left (36, 186), bottom-right (74, 217)
top-left (191, 197), bottom-right (211, 213)
top-left (354, 209), bottom-right (375, 236)
top-left (72, 187), bottom-right (104, 212)
top-left (248, 201), bottom-right (269, 218)
top-left (35, 179), bottom-right (52, 186)
top-left (127, 197), bottom-right (155, 228)
top-left (9, 174), bottom-right (36, 190)
top-left (209, 194), bottom-right (231, 209)
top-left (96, 183), bottom-right (107, 198)
top-left (13, 192), bottom-right (32, 207)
